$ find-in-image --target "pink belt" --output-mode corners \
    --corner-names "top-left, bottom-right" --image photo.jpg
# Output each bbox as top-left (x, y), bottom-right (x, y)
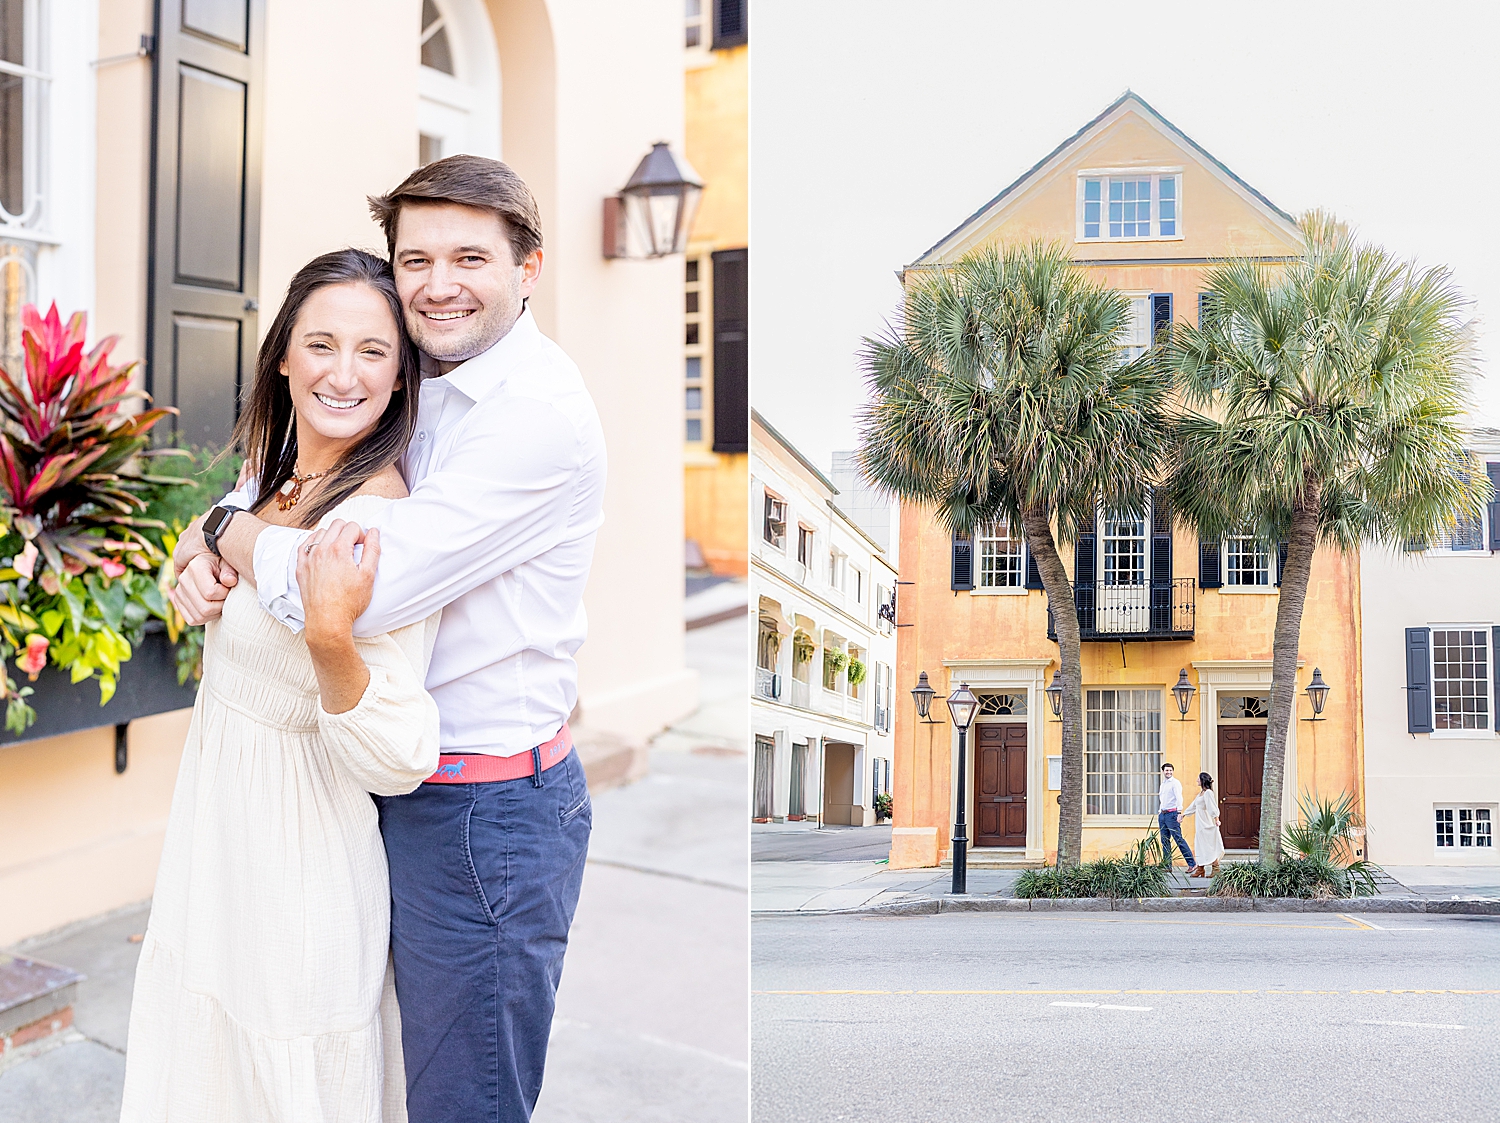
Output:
top-left (423, 725), bottom-right (573, 784)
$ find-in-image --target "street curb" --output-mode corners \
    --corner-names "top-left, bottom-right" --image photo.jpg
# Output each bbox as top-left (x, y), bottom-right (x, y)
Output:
top-left (753, 896), bottom-right (1500, 918)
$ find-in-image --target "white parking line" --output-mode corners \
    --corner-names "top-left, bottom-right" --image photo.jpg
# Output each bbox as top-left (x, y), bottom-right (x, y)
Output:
top-left (1359, 1020), bottom-right (1466, 1030)
top-left (1051, 1001), bottom-right (1153, 1011)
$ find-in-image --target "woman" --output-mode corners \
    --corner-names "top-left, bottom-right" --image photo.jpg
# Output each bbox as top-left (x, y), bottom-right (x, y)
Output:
top-left (120, 249), bottom-right (439, 1122)
top-left (1187, 772), bottom-right (1225, 878)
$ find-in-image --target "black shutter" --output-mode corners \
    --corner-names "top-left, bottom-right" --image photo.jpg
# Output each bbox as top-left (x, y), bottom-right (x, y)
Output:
top-left (1275, 541), bottom-right (1289, 586)
top-left (710, 248), bottom-right (748, 454)
top-left (713, 0), bottom-right (747, 48)
top-left (148, 0), bottom-right (265, 449)
top-left (1150, 495), bottom-right (1172, 631)
top-left (1198, 540), bottom-right (1222, 589)
top-left (951, 532), bottom-right (973, 591)
top-left (1488, 463), bottom-right (1500, 550)
top-left (1406, 627), bottom-right (1433, 734)
top-left (1197, 292), bottom-right (1219, 331)
top-left (1151, 293), bottom-right (1173, 342)
top-left (1024, 548), bottom-right (1043, 589)
top-left (1074, 531), bottom-right (1096, 631)
top-left (1493, 627), bottom-right (1499, 734)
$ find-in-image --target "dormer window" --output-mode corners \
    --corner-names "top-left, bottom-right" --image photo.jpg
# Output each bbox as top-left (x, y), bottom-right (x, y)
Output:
top-left (1078, 172), bottom-right (1182, 241)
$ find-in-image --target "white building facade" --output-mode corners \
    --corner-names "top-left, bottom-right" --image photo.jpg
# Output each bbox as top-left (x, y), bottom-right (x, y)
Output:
top-left (1362, 428), bottom-right (1500, 866)
top-left (751, 412), bottom-right (898, 825)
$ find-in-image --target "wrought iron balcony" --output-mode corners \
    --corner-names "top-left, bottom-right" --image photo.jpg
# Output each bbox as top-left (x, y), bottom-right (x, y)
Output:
top-left (1046, 579), bottom-right (1196, 642)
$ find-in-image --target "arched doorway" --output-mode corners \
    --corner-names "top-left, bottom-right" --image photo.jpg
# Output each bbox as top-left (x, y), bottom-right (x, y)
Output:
top-left (419, 0), bottom-right (501, 163)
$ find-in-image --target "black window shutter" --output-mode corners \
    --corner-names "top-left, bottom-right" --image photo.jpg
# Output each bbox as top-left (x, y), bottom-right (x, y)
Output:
top-left (710, 248), bottom-right (747, 453)
top-left (1024, 548), bottom-right (1043, 590)
top-left (951, 532), bottom-right (973, 591)
top-left (1488, 463), bottom-right (1500, 550)
top-left (1150, 494), bottom-right (1172, 630)
top-left (1406, 627), bottom-right (1433, 734)
top-left (1197, 292), bottom-right (1219, 331)
top-left (1198, 540), bottom-right (1222, 589)
top-left (1074, 531), bottom-right (1096, 631)
top-left (1275, 541), bottom-right (1289, 587)
top-left (713, 0), bottom-right (747, 48)
top-left (1151, 293), bottom-right (1173, 342)
top-left (1493, 626), bottom-right (1500, 733)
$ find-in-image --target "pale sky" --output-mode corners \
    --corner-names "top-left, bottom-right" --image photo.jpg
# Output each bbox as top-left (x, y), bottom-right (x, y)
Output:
top-left (750, 0), bottom-right (1500, 472)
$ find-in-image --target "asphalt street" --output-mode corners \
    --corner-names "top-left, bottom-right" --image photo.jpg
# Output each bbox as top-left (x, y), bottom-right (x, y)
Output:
top-left (752, 909), bottom-right (1500, 1122)
top-left (751, 824), bottom-right (893, 862)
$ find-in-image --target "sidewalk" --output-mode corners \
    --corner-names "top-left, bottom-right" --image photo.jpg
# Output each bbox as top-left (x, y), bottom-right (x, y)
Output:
top-left (750, 826), bottom-right (1500, 916)
top-left (0, 614), bottom-right (748, 1123)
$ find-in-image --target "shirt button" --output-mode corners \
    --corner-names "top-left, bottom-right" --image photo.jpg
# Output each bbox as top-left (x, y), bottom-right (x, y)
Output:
top-left (417, 432), bottom-right (427, 441)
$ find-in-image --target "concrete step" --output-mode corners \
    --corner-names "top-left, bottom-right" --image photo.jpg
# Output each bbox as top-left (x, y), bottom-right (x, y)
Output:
top-left (0, 953), bottom-right (83, 1065)
top-left (939, 851), bottom-right (1044, 870)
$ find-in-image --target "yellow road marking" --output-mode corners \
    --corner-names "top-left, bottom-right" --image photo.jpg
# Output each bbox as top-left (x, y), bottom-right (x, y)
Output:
top-left (1340, 914), bottom-right (1379, 930)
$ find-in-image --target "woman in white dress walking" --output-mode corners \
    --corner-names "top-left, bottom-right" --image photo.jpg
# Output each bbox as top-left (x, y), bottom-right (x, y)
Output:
top-left (120, 249), bottom-right (440, 1121)
top-left (1187, 771), bottom-right (1225, 878)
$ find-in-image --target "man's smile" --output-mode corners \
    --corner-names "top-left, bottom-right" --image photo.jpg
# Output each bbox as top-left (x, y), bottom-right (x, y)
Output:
top-left (422, 309), bottom-right (477, 321)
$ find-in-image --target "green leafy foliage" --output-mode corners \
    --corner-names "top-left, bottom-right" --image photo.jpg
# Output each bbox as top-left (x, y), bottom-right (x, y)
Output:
top-left (874, 791), bottom-right (892, 820)
top-left (846, 657), bottom-right (867, 687)
top-left (1014, 856), bottom-right (1171, 899)
top-left (0, 304), bottom-right (190, 724)
top-left (1210, 856), bottom-right (1380, 899)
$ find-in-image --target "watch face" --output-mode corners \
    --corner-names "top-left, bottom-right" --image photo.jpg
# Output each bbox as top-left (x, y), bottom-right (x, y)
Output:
top-left (204, 507), bottom-right (231, 536)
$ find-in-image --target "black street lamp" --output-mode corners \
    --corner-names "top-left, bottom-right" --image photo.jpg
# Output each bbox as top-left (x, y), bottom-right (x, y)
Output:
top-left (947, 682), bottom-right (979, 895)
top-left (911, 671), bottom-right (941, 724)
top-left (1172, 668), bottom-right (1196, 722)
top-left (1045, 670), bottom-right (1063, 722)
top-left (1304, 667), bottom-right (1331, 721)
top-left (603, 142), bottom-right (703, 258)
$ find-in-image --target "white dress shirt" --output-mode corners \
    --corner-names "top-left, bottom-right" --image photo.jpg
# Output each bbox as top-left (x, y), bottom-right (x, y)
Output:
top-left (1159, 776), bottom-right (1184, 813)
top-left (233, 310), bottom-right (606, 757)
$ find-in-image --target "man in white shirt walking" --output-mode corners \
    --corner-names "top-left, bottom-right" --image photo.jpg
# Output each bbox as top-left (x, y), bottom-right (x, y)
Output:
top-left (171, 156), bottom-right (605, 1122)
top-left (1158, 762), bottom-right (1196, 870)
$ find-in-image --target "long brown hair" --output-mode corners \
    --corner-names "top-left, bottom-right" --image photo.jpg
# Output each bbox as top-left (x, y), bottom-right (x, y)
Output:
top-left (230, 249), bottom-right (421, 528)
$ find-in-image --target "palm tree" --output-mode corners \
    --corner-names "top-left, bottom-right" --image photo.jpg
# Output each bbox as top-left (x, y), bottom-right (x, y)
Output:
top-left (858, 242), bottom-right (1172, 868)
top-left (1165, 213), bottom-right (1486, 862)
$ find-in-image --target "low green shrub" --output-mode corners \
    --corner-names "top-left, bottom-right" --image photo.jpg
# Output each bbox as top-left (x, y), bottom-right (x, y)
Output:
top-left (1210, 855), bottom-right (1381, 899)
top-left (874, 791), bottom-right (892, 821)
top-left (1014, 857), bottom-right (1170, 900)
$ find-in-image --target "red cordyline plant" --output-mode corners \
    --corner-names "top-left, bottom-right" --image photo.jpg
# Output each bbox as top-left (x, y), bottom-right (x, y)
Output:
top-left (0, 303), bottom-right (177, 570)
top-left (0, 303), bottom-right (187, 730)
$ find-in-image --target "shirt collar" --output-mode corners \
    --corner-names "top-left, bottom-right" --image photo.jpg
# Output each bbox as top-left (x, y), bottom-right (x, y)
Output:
top-left (424, 307), bottom-right (541, 402)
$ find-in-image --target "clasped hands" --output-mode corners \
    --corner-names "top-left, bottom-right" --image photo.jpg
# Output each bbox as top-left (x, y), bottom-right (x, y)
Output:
top-left (170, 518), bottom-right (380, 642)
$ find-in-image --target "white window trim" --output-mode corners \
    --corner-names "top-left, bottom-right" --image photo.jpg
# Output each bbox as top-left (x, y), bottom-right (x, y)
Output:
top-left (762, 488), bottom-right (788, 552)
top-left (1082, 686), bottom-right (1165, 822)
top-left (1221, 533), bottom-right (1278, 593)
top-left (1428, 623), bottom-right (1496, 739)
top-left (1075, 167), bottom-right (1185, 244)
top-left (974, 520), bottom-right (1027, 593)
top-left (1433, 804), bottom-right (1497, 855)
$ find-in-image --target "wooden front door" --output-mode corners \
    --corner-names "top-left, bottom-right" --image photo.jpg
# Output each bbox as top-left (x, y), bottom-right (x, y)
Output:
top-left (975, 723), bottom-right (1027, 847)
top-left (1217, 726), bottom-right (1266, 850)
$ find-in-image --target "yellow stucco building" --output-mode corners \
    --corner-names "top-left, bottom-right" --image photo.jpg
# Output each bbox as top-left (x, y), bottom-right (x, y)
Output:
top-left (889, 93), bottom-right (1364, 870)
top-left (682, 0), bottom-right (748, 576)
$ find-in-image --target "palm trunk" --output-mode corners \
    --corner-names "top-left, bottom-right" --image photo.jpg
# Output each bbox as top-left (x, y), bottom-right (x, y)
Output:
top-left (1260, 478), bottom-right (1322, 864)
top-left (1020, 503), bottom-right (1084, 869)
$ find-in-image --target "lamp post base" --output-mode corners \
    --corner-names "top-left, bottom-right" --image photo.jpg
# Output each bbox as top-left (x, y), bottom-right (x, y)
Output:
top-left (951, 837), bottom-right (968, 896)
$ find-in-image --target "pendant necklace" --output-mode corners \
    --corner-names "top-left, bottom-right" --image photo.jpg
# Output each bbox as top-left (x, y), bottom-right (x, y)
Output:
top-left (276, 467), bottom-right (331, 511)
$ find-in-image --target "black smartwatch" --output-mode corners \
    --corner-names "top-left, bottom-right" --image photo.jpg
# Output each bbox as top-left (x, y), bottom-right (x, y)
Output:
top-left (202, 505), bottom-right (241, 558)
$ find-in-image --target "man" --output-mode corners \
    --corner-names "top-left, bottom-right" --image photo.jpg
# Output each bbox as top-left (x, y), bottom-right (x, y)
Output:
top-left (1158, 762), bottom-right (1195, 871)
top-left (172, 155), bottom-right (606, 1122)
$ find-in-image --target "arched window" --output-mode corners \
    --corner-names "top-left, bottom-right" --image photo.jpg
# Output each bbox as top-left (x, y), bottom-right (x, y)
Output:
top-left (417, 0), bottom-right (500, 165)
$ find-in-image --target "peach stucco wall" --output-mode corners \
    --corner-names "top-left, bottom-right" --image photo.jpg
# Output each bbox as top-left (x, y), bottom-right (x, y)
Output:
top-left (891, 506), bottom-right (1363, 867)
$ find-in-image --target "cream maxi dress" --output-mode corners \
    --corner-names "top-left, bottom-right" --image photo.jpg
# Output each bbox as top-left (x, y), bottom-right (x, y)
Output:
top-left (120, 496), bottom-right (440, 1123)
top-left (1186, 786), bottom-right (1226, 869)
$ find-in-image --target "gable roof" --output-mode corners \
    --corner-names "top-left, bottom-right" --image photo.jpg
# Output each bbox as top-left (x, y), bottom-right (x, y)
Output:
top-left (909, 90), bottom-right (1298, 268)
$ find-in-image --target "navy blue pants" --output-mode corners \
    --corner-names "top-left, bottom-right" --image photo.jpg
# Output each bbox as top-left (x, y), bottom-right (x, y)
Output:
top-left (376, 749), bottom-right (592, 1122)
top-left (1159, 809), bottom-right (1194, 867)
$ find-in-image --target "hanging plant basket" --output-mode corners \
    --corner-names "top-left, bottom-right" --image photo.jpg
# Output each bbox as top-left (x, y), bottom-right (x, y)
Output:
top-left (823, 650), bottom-right (847, 675)
top-left (846, 658), bottom-right (867, 686)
